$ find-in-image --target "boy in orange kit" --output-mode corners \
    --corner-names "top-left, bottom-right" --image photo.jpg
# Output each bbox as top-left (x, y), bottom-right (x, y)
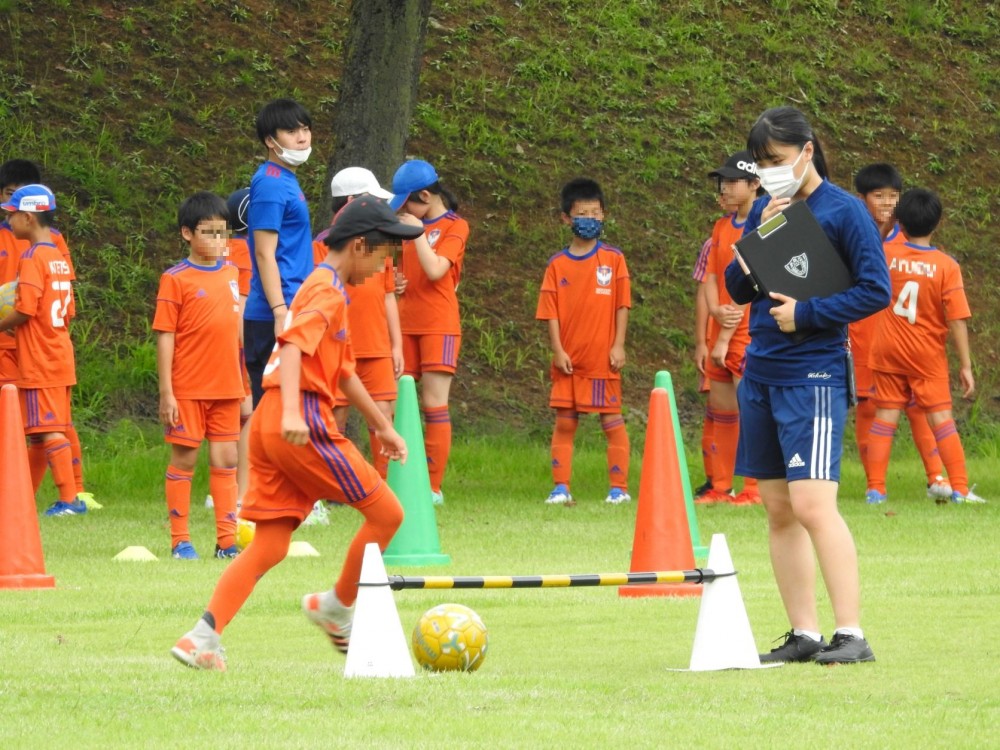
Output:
top-left (153, 192), bottom-right (243, 559)
top-left (536, 178), bottom-right (631, 505)
top-left (866, 188), bottom-right (984, 504)
top-left (0, 184), bottom-right (83, 516)
top-left (171, 196), bottom-right (421, 671)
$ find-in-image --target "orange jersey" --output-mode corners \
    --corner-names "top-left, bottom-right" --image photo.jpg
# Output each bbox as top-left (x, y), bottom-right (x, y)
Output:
top-left (398, 211), bottom-right (468, 335)
top-left (152, 260), bottom-right (243, 400)
top-left (345, 257), bottom-right (395, 358)
top-left (261, 263), bottom-right (356, 407)
top-left (704, 213), bottom-right (751, 353)
top-left (13, 242), bottom-right (76, 387)
top-left (1, 225), bottom-right (74, 352)
top-left (869, 241), bottom-right (971, 380)
top-left (312, 239), bottom-right (327, 266)
top-left (535, 241), bottom-right (631, 379)
top-left (227, 235), bottom-right (252, 297)
top-left (849, 223), bottom-right (904, 372)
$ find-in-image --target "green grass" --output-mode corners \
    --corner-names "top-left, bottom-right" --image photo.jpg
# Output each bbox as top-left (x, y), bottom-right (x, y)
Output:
top-left (2, 431), bottom-right (998, 749)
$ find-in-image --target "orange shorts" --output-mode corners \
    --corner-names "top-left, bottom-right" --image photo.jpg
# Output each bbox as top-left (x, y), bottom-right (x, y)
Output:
top-left (240, 390), bottom-right (385, 524)
top-left (0, 347), bottom-right (17, 385)
top-left (335, 356), bottom-right (397, 406)
top-left (697, 371), bottom-right (709, 394)
top-left (549, 369), bottom-right (623, 414)
top-left (19, 385), bottom-right (72, 435)
top-left (240, 345), bottom-right (251, 398)
top-left (872, 371), bottom-right (952, 413)
top-left (164, 398), bottom-right (241, 447)
top-left (705, 348), bottom-right (746, 383)
top-left (402, 333), bottom-right (460, 377)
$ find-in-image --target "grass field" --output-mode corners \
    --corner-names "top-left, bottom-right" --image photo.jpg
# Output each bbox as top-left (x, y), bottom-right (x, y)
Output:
top-left (1, 427), bottom-right (997, 749)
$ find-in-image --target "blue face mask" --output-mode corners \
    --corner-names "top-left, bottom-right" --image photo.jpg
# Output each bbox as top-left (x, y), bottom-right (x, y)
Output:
top-left (571, 216), bottom-right (603, 240)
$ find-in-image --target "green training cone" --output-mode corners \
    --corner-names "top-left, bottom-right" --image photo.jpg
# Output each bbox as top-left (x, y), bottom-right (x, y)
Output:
top-left (654, 371), bottom-right (708, 560)
top-left (383, 376), bottom-right (451, 566)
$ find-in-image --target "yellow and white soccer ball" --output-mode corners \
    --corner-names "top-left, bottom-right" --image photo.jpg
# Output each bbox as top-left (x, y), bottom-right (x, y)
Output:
top-left (0, 280), bottom-right (16, 318)
top-left (235, 518), bottom-right (256, 552)
top-left (412, 603), bottom-right (488, 672)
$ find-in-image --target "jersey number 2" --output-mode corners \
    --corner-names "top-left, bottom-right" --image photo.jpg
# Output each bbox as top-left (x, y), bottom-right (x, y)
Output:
top-left (50, 281), bottom-right (72, 328)
top-left (892, 280), bottom-right (918, 325)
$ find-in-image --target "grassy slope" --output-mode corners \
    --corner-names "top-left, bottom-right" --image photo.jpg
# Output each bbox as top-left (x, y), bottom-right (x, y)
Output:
top-left (1, 0), bottom-right (998, 439)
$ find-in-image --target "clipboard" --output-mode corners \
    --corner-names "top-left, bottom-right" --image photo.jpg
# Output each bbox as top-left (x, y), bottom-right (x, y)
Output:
top-left (734, 200), bottom-right (853, 300)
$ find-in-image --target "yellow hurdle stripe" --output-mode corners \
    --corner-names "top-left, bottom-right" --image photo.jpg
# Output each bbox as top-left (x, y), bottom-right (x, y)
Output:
top-left (385, 569), bottom-right (729, 590)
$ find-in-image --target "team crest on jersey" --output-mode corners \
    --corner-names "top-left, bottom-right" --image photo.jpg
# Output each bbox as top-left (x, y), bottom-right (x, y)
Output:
top-left (784, 253), bottom-right (808, 279)
top-left (427, 228), bottom-right (441, 247)
top-left (229, 280), bottom-right (239, 302)
top-left (595, 265), bottom-right (613, 287)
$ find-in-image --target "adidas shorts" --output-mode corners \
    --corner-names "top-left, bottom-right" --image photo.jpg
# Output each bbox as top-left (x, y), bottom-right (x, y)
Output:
top-left (735, 377), bottom-right (846, 482)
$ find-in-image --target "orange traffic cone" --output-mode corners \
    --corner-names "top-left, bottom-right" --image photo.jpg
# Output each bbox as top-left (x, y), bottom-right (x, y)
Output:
top-left (0, 384), bottom-right (55, 589)
top-left (620, 387), bottom-right (699, 598)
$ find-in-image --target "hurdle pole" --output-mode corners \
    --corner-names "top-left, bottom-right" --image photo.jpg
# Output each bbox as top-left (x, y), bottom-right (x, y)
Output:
top-left (382, 569), bottom-right (732, 590)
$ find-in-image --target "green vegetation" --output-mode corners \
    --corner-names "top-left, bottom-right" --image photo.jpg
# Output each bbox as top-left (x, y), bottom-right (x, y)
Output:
top-left (0, 1), bottom-right (997, 430)
top-left (1, 434), bottom-right (997, 748)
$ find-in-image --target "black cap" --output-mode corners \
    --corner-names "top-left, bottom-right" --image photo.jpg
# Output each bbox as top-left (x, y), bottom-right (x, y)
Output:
top-left (708, 150), bottom-right (759, 180)
top-left (325, 196), bottom-right (425, 246)
top-left (226, 188), bottom-right (250, 233)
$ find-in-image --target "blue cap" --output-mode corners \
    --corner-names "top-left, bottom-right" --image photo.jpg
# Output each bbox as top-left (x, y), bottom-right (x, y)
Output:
top-left (1, 183), bottom-right (56, 212)
top-left (389, 159), bottom-right (439, 211)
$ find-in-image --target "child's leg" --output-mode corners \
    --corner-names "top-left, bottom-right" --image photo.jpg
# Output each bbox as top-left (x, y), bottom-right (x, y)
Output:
top-left (208, 440), bottom-right (239, 550)
top-left (865, 412), bottom-right (900, 494)
top-left (906, 401), bottom-right (945, 483)
top-left (203, 517), bottom-right (296, 633)
top-left (39, 432), bottom-right (76, 502)
top-left (166, 445), bottom-right (199, 548)
top-left (600, 412), bottom-right (629, 490)
top-left (368, 400), bottom-right (394, 480)
top-left (928, 412), bottom-right (969, 495)
top-left (854, 397), bottom-right (876, 482)
top-left (27, 437), bottom-right (48, 494)
top-left (708, 379), bottom-right (739, 492)
top-left (420, 371), bottom-right (453, 493)
top-left (65, 422), bottom-right (86, 494)
top-left (334, 482), bottom-right (404, 607)
top-left (701, 403), bottom-right (715, 487)
top-left (236, 396), bottom-right (253, 506)
top-left (551, 409), bottom-right (578, 487)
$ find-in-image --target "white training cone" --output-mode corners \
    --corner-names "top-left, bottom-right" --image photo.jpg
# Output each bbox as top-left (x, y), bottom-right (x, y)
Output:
top-left (344, 542), bottom-right (415, 678)
top-left (287, 541), bottom-right (321, 557)
top-left (113, 546), bottom-right (158, 562)
top-left (688, 533), bottom-right (780, 671)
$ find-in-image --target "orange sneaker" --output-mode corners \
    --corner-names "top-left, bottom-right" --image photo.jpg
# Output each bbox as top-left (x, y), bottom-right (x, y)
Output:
top-left (732, 489), bottom-right (762, 505)
top-left (695, 488), bottom-right (734, 505)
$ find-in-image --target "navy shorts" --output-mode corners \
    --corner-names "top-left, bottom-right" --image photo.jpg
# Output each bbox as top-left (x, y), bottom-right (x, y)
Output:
top-left (735, 378), bottom-right (846, 482)
top-left (244, 319), bottom-right (276, 408)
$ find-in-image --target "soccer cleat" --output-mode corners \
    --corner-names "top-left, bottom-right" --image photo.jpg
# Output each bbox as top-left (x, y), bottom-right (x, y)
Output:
top-left (76, 492), bottom-right (102, 510)
top-left (205, 494), bottom-right (214, 509)
top-left (693, 479), bottom-right (713, 498)
top-left (44, 499), bottom-right (88, 516)
top-left (951, 486), bottom-right (987, 504)
top-left (695, 488), bottom-right (733, 505)
top-left (759, 630), bottom-right (826, 663)
top-left (302, 591), bottom-right (353, 654)
top-left (813, 632), bottom-right (875, 665)
top-left (171, 623), bottom-right (227, 671)
top-left (431, 490), bottom-right (444, 506)
top-left (301, 500), bottom-right (331, 526)
top-left (171, 541), bottom-right (199, 560)
top-left (545, 484), bottom-right (573, 504)
top-left (865, 489), bottom-right (887, 505)
top-left (732, 489), bottom-right (762, 505)
top-left (214, 544), bottom-right (239, 559)
top-left (605, 487), bottom-right (631, 504)
top-left (926, 476), bottom-right (952, 501)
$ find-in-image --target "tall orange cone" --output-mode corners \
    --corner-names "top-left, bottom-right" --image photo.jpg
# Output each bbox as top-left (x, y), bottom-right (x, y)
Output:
top-left (0, 384), bottom-right (55, 589)
top-left (620, 387), bottom-right (699, 598)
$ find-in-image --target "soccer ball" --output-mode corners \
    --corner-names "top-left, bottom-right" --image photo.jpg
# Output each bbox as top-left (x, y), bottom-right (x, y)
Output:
top-left (235, 518), bottom-right (255, 551)
top-left (0, 280), bottom-right (16, 318)
top-left (412, 603), bottom-right (488, 672)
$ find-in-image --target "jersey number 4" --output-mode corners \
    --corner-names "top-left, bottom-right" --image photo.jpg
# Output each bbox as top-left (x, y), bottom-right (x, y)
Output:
top-left (892, 280), bottom-right (919, 325)
top-left (50, 281), bottom-right (72, 328)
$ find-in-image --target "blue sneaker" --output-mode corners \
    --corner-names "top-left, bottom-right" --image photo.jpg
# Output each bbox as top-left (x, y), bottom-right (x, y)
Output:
top-left (214, 544), bottom-right (239, 559)
top-left (605, 487), bottom-right (632, 504)
top-left (44, 499), bottom-right (88, 516)
top-left (172, 541), bottom-right (199, 560)
top-left (865, 489), bottom-right (887, 505)
top-left (545, 484), bottom-right (573, 504)
top-left (951, 487), bottom-right (986, 504)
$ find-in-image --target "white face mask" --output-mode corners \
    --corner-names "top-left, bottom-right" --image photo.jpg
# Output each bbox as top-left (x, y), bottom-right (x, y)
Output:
top-left (271, 141), bottom-right (312, 167)
top-left (757, 146), bottom-right (810, 199)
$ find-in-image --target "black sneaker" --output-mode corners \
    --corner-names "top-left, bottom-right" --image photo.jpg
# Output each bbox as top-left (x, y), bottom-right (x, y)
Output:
top-left (814, 633), bottom-right (875, 664)
top-left (759, 630), bottom-right (826, 663)
top-left (693, 479), bottom-right (713, 498)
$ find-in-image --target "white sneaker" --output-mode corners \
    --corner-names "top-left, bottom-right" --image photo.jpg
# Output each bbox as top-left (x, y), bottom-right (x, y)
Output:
top-left (545, 484), bottom-right (573, 504)
top-left (171, 619), bottom-right (226, 671)
top-left (301, 500), bottom-right (330, 526)
top-left (952, 486), bottom-right (987, 504)
top-left (926, 476), bottom-right (953, 500)
top-left (302, 591), bottom-right (353, 653)
top-left (604, 488), bottom-right (631, 504)
top-left (431, 490), bottom-right (444, 506)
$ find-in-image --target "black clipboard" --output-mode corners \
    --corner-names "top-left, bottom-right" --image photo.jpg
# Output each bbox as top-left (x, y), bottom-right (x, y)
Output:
top-left (734, 200), bottom-right (853, 300)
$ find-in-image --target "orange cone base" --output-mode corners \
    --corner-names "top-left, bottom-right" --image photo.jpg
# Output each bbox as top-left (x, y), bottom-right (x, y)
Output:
top-left (619, 582), bottom-right (701, 598)
top-left (0, 573), bottom-right (56, 590)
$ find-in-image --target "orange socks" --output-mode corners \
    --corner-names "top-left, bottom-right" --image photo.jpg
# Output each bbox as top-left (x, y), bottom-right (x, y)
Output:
top-left (165, 465), bottom-right (195, 548)
top-left (865, 418), bottom-right (897, 493)
top-left (27, 438), bottom-right (48, 494)
top-left (550, 410), bottom-right (578, 487)
top-left (334, 483), bottom-right (404, 606)
top-left (209, 466), bottom-right (238, 550)
top-left (907, 404), bottom-right (944, 482)
top-left (601, 415), bottom-right (629, 489)
top-left (66, 423), bottom-right (85, 493)
top-left (43, 437), bottom-right (76, 502)
top-left (701, 405), bottom-right (714, 484)
top-left (854, 398), bottom-right (875, 480)
top-left (711, 409), bottom-right (739, 492)
top-left (933, 420), bottom-right (968, 495)
top-left (422, 406), bottom-right (451, 493)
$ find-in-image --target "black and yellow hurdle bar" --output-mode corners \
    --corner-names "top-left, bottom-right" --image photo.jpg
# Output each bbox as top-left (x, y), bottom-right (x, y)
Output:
top-left (382, 569), bottom-right (733, 590)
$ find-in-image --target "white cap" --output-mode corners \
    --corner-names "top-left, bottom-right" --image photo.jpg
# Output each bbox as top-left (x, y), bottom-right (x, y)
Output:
top-left (330, 167), bottom-right (394, 200)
